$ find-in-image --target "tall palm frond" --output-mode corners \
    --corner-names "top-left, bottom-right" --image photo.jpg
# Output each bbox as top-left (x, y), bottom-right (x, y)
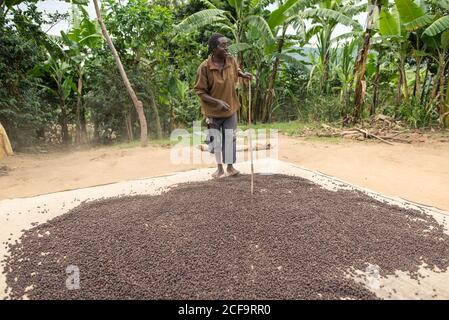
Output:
top-left (423, 16), bottom-right (449, 37)
top-left (175, 9), bottom-right (227, 34)
top-left (245, 15), bottom-right (275, 43)
top-left (298, 8), bottom-right (363, 31)
top-left (404, 14), bottom-right (435, 32)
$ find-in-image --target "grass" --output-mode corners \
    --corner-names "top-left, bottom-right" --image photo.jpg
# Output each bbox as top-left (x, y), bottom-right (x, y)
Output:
top-left (113, 120), bottom-right (346, 149)
top-left (113, 138), bottom-right (178, 150)
top-left (238, 120), bottom-right (323, 136)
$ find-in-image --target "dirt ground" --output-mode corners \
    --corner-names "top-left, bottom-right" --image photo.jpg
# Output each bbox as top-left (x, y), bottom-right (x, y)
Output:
top-left (0, 135), bottom-right (448, 211)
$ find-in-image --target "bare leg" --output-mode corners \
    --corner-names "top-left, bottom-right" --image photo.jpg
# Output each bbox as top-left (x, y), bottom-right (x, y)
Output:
top-left (226, 164), bottom-right (239, 176)
top-left (212, 164), bottom-right (225, 178)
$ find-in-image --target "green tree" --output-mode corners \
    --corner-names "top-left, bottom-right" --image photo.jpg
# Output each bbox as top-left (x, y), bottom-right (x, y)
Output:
top-left (297, 0), bottom-right (364, 94)
top-left (103, 0), bottom-right (174, 139)
top-left (61, 5), bottom-right (102, 143)
top-left (93, 0), bottom-right (148, 147)
top-left (0, 2), bottom-right (67, 147)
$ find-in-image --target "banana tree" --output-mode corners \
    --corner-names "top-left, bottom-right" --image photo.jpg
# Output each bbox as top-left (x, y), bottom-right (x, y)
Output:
top-left (420, 4), bottom-right (449, 125)
top-left (334, 38), bottom-right (359, 114)
top-left (158, 75), bottom-right (193, 132)
top-left (176, 0), bottom-right (316, 123)
top-left (390, 0), bottom-right (430, 106)
top-left (422, 30), bottom-right (449, 124)
top-left (397, 0), bottom-right (449, 125)
top-left (62, 5), bottom-right (102, 143)
top-left (175, 0), bottom-right (285, 123)
top-left (368, 35), bottom-right (395, 115)
top-left (259, 0), bottom-right (319, 122)
top-left (350, 0), bottom-right (384, 123)
top-left (295, 0), bottom-right (364, 94)
top-left (226, 0), bottom-right (311, 122)
top-left (236, 27), bottom-right (307, 122)
top-left (31, 57), bottom-right (77, 144)
top-left (372, 2), bottom-right (402, 106)
top-left (174, 0), bottom-right (275, 67)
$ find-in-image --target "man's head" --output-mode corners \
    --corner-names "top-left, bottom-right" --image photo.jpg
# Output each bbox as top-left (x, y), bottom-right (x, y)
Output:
top-left (208, 33), bottom-right (230, 58)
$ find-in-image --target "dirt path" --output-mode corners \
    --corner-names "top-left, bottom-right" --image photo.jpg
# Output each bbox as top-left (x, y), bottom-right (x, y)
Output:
top-left (0, 135), bottom-right (448, 211)
top-left (277, 137), bottom-right (449, 212)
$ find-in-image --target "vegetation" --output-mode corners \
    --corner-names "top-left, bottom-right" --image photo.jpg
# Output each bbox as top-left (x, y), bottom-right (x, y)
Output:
top-left (1, 0), bottom-right (448, 150)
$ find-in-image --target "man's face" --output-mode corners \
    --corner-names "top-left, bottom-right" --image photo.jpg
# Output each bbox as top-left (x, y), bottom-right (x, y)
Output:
top-left (214, 37), bottom-right (230, 58)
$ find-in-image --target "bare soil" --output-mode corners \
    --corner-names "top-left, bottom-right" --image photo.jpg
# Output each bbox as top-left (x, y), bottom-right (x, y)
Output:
top-left (0, 134), bottom-right (448, 211)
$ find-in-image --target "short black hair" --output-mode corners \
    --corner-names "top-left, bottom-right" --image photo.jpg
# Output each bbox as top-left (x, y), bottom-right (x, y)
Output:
top-left (208, 33), bottom-right (225, 54)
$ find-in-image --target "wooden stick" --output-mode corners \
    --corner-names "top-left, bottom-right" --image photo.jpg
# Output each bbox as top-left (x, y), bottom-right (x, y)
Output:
top-left (248, 80), bottom-right (254, 195)
top-left (354, 128), bottom-right (394, 145)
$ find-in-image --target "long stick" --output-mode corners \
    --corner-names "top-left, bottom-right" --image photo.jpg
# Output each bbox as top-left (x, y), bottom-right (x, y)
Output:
top-left (248, 80), bottom-right (254, 194)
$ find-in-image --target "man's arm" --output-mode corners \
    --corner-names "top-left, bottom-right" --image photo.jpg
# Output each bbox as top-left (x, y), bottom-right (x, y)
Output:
top-left (199, 93), bottom-right (230, 111)
top-left (238, 70), bottom-right (252, 79)
top-left (233, 58), bottom-right (252, 79)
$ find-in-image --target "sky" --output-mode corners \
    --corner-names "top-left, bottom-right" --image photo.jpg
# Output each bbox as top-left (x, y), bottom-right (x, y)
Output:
top-left (34, 0), bottom-right (367, 45)
top-left (33, 0), bottom-right (96, 34)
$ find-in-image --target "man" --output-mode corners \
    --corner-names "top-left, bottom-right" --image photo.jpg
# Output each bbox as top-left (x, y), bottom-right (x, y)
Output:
top-left (194, 33), bottom-right (251, 178)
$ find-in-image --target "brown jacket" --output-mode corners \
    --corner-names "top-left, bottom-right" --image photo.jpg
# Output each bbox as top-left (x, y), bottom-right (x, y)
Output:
top-left (194, 55), bottom-right (241, 118)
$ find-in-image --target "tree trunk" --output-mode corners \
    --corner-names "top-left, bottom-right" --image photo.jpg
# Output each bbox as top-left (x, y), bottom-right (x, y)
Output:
top-left (93, 0), bottom-right (148, 147)
top-left (425, 76), bottom-right (438, 113)
top-left (320, 29), bottom-right (331, 94)
top-left (427, 53), bottom-right (445, 111)
top-left (148, 87), bottom-right (163, 140)
top-left (60, 97), bottom-right (70, 145)
top-left (371, 51), bottom-right (382, 116)
top-left (395, 67), bottom-right (403, 107)
top-left (321, 51), bottom-right (330, 94)
top-left (125, 110), bottom-right (134, 142)
top-left (169, 103), bottom-right (175, 133)
top-left (351, 0), bottom-right (380, 124)
top-left (413, 52), bottom-right (422, 99)
top-left (444, 65), bottom-right (449, 127)
top-left (80, 105), bottom-right (87, 142)
top-left (400, 55), bottom-right (409, 101)
top-left (420, 57), bottom-right (429, 106)
top-left (429, 73), bottom-right (440, 103)
top-left (93, 116), bottom-right (100, 143)
top-left (262, 24), bottom-right (287, 122)
top-left (438, 59), bottom-right (448, 116)
top-left (75, 74), bottom-right (83, 144)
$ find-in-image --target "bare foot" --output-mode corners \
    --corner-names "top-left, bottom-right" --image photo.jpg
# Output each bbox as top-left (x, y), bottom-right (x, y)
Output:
top-left (212, 169), bottom-right (225, 178)
top-left (226, 166), bottom-right (240, 177)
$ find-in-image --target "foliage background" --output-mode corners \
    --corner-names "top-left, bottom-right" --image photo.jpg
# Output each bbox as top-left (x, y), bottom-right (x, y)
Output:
top-left (1, 0), bottom-right (448, 149)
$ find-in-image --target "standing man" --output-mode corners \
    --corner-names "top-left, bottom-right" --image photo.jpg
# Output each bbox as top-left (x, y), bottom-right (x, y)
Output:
top-left (194, 33), bottom-right (251, 178)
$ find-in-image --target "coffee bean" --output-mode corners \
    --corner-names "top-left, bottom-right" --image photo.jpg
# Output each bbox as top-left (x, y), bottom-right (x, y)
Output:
top-left (3, 174), bottom-right (448, 300)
